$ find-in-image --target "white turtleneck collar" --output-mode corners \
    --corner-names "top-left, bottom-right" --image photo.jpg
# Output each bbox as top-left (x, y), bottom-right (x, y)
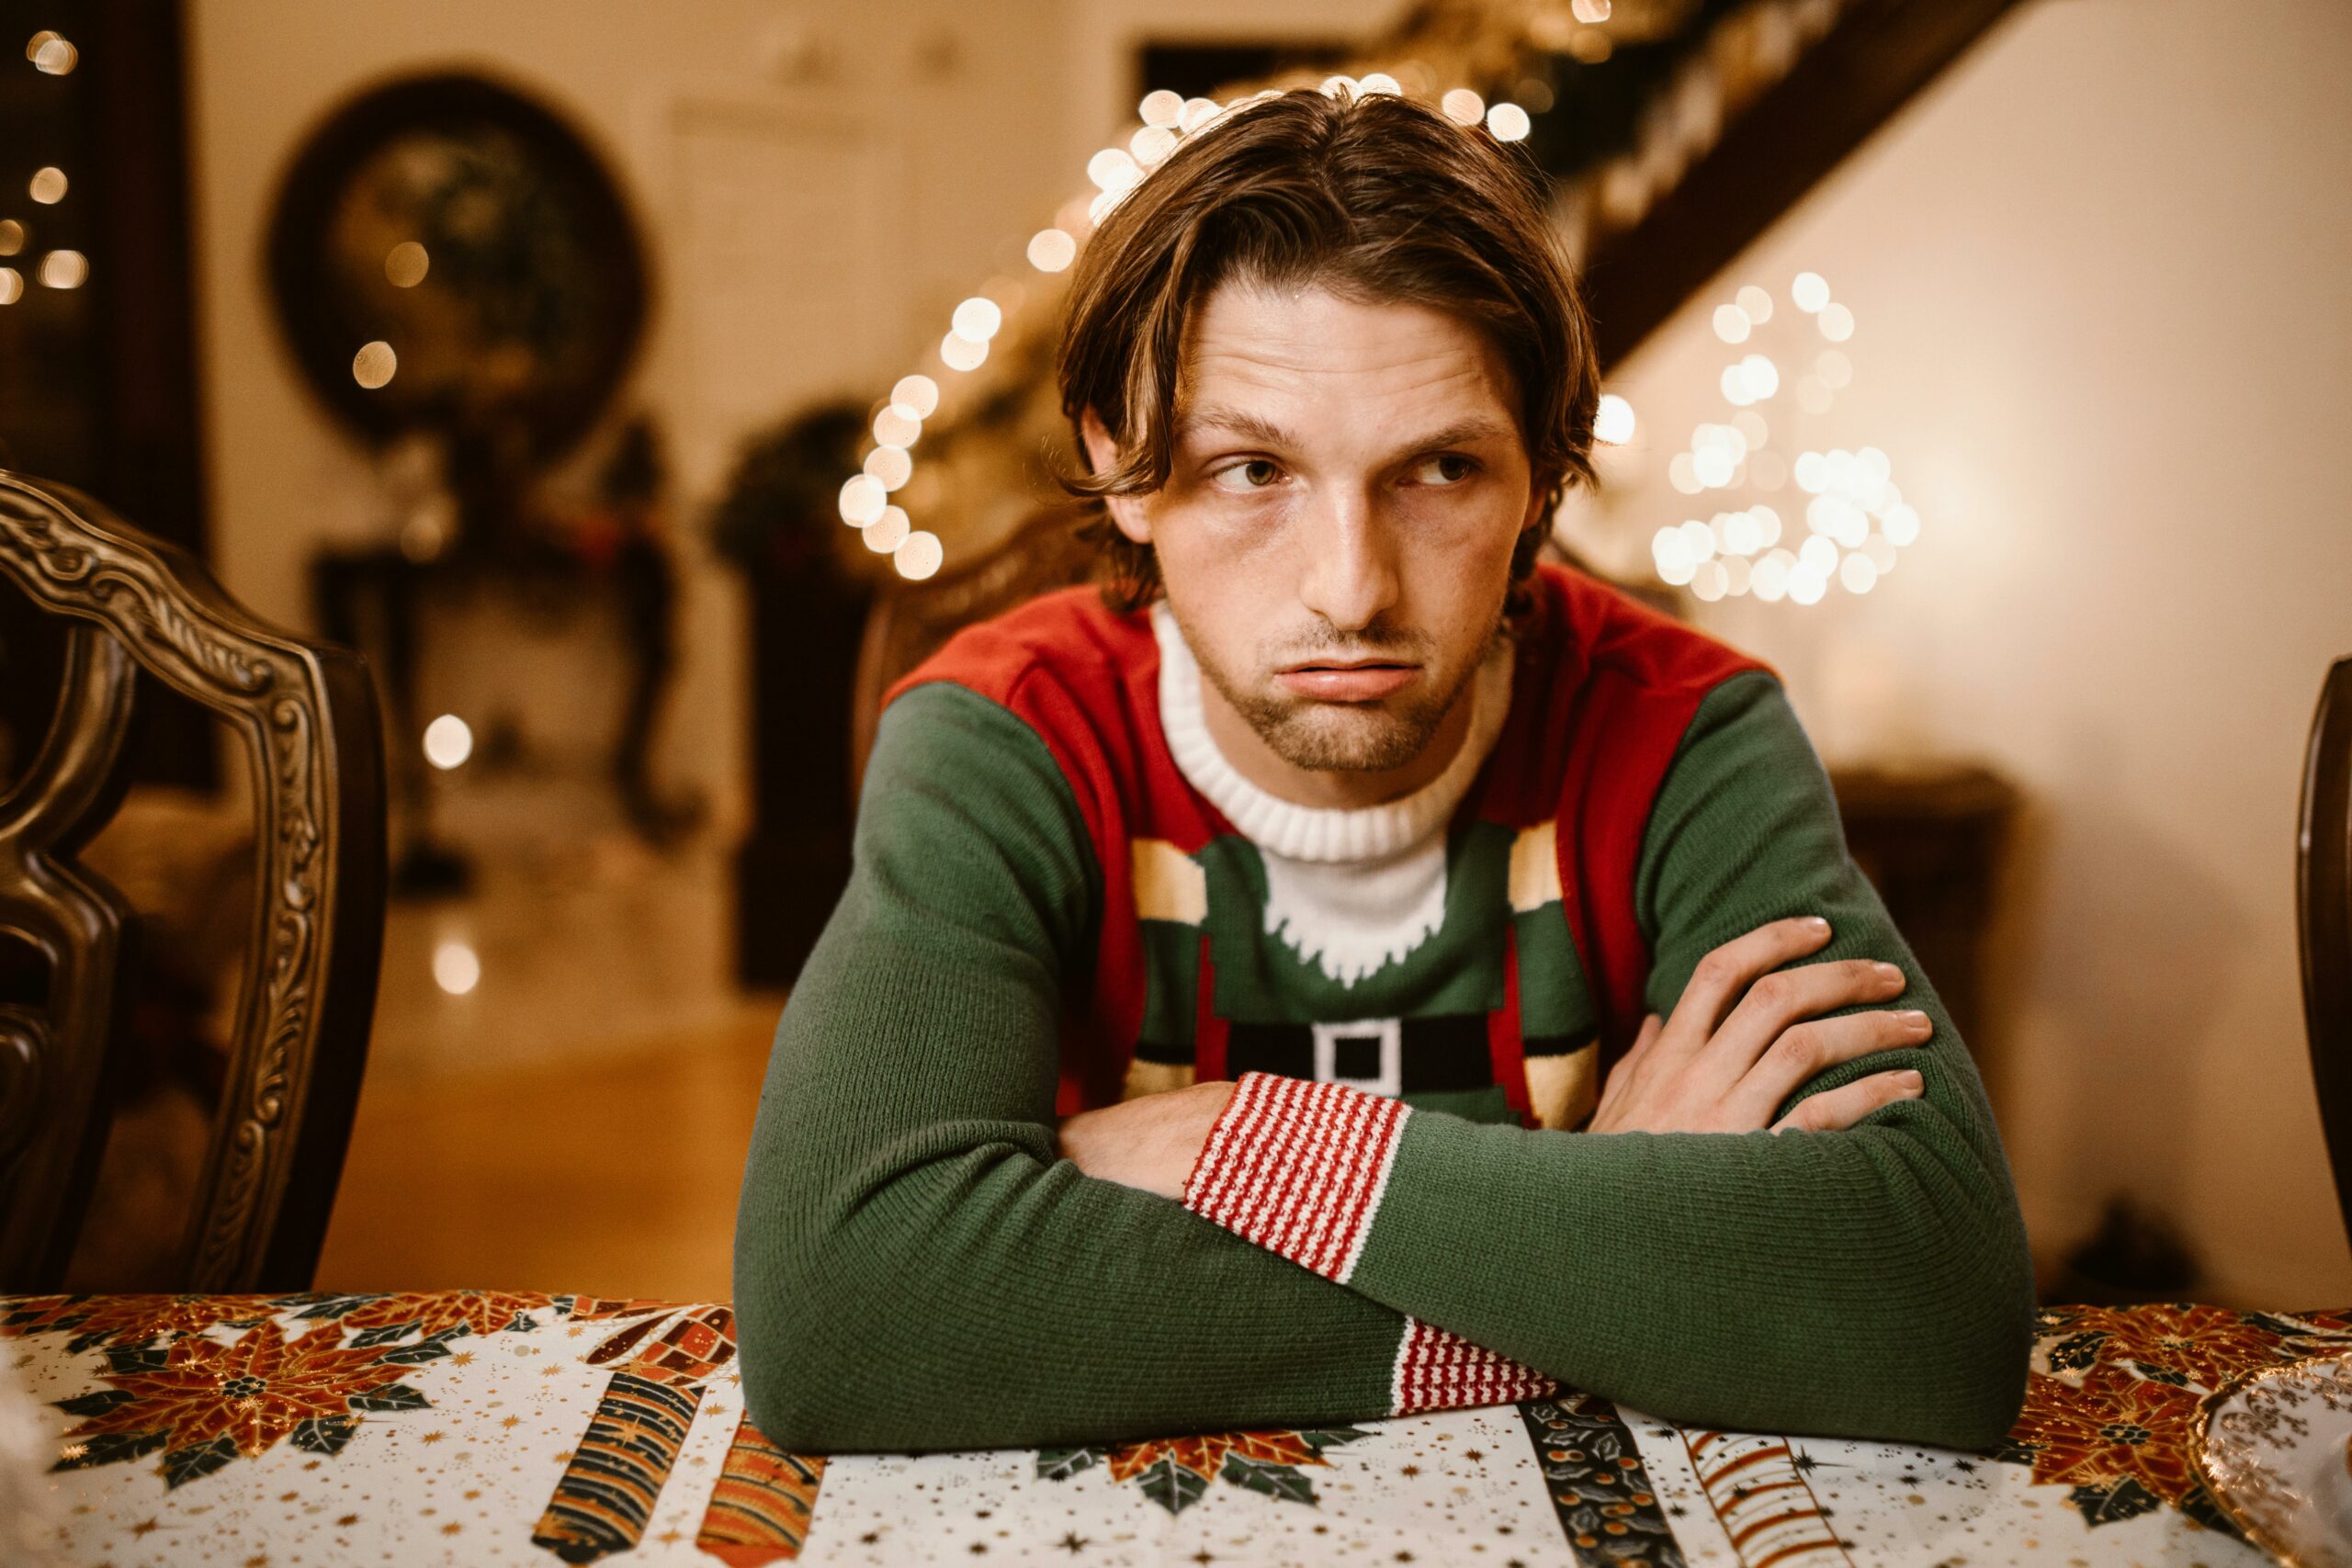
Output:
top-left (1151, 601), bottom-right (1513, 864)
top-left (1150, 602), bottom-right (1514, 987)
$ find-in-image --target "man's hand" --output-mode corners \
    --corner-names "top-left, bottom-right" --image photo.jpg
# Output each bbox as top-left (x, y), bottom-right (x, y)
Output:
top-left (1058, 1079), bottom-right (1238, 1198)
top-left (1587, 916), bottom-right (1930, 1135)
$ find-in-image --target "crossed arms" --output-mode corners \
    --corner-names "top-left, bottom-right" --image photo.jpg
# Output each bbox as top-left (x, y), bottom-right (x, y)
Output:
top-left (730, 671), bottom-right (2035, 1453)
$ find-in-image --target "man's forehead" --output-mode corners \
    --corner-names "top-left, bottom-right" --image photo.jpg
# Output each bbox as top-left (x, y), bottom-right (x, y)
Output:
top-left (1171, 283), bottom-right (1520, 443)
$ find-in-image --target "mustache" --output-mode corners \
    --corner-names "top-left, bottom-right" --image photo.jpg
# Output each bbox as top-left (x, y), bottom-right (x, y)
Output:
top-left (1265, 627), bottom-right (1432, 666)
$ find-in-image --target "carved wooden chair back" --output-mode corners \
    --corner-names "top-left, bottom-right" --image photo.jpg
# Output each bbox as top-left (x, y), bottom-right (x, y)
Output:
top-left (0, 471), bottom-right (387, 1292)
top-left (849, 504), bottom-right (1097, 791)
top-left (2301, 656), bottom-right (2352, 1248)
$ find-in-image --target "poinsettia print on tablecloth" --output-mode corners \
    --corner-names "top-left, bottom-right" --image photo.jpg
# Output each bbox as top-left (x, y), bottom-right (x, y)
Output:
top-left (1990, 1302), bottom-right (2352, 1534)
top-left (3, 1292), bottom-right (280, 1353)
top-left (51, 1318), bottom-right (432, 1489)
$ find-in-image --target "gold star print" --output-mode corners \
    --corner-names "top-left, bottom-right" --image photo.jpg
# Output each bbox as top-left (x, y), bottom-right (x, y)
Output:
top-left (541, 1364), bottom-right (563, 1376)
top-left (129, 1518), bottom-right (163, 1538)
top-left (659, 1529), bottom-right (684, 1546)
top-left (57, 1442), bottom-right (86, 1462)
top-left (420, 1431), bottom-right (445, 1444)
top-left (442, 1522), bottom-right (463, 1536)
top-left (336, 1514), bottom-right (359, 1527)
top-left (244, 1554), bottom-right (269, 1567)
top-left (449, 1351), bottom-right (474, 1367)
top-left (500, 1416), bottom-right (521, 1430)
top-left (553, 1450), bottom-right (573, 1463)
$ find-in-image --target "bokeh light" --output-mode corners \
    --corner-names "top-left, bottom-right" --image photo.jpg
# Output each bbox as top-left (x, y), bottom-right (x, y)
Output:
top-left (890, 374), bottom-right (939, 419)
top-left (1486, 103), bottom-right (1532, 141)
top-left (894, 530), bottom-right (944, 581)
top-left (433, 942), bottom-right (481, 997)
top-left (385, 241), bottom-right (430, 288)
top-left (423, 714), bottom-right (473, 770)
top-left (352, 340), bottom-right (396, 388)
top-left (1594, 393), bottom-right (1635, 445)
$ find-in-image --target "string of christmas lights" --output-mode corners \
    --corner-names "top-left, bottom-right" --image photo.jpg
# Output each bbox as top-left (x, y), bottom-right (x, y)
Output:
top-left (1650, 270), bottom-right (1922, 605)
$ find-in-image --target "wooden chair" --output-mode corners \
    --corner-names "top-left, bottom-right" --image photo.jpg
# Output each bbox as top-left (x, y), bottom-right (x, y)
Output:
top-left (0, 470), bottom-right (387, 1292)
top-left (2301, 656), bottom-right (2352, 1248)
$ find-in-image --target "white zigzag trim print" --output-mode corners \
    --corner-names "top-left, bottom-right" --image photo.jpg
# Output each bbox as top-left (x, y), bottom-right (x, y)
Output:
top-left (1258, 836), bottom-right (1451, 987)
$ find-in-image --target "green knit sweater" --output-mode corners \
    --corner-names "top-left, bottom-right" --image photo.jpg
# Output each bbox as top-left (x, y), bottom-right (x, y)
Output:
top-left (732, 651), bottom-right (2035, 1455)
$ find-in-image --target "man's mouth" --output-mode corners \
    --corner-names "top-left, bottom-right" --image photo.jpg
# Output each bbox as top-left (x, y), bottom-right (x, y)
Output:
top-left (1273, 660), bottom-right (1419, 703)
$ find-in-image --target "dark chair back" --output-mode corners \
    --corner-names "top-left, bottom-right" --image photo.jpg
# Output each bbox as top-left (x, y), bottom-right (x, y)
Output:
top-left (0, 471), bottom-right (386, 1292)
top-left (2302, 656), bottom-right (2352, 1248)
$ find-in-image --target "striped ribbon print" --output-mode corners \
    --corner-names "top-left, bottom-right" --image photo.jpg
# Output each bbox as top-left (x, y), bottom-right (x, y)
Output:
top-left (1680, 1428), bottom-right (1853, 1566)
top-left (529, 1371), bottom-right (705, 1562)
top-left (694, 1411), bottom-right (827, 1565)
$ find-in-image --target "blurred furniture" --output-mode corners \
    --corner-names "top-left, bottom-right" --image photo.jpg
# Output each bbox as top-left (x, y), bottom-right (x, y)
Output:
top-left (2301, 656), bottom-right (2352, 1248)
top-left (266, 73), bottom-right (666, 886)
top-left (265, 72), bottom-right (646, 468)
top-left (0, 470), bottom-right (386, 1292)
top-left (7, 1287), bottom-right (2345, 1559)
top-left (1830, 762), bottom-right (2020, 1089)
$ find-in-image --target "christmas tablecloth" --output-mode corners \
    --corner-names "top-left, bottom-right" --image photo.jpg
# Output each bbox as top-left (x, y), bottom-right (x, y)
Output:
top-left (5, 1291), bottom-right (2344, 1565)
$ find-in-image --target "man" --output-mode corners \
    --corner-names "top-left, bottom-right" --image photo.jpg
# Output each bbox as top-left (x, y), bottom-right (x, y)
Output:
top-left (733, 85), bottom-right (2034, 1454)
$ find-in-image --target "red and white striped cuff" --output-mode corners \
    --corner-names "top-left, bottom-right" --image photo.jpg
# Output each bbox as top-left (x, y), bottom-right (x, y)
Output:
top-left (1181, 1072), bottom-right (1409, 1285)
top-left (1391, 1318), bottom-right (1561, 1416)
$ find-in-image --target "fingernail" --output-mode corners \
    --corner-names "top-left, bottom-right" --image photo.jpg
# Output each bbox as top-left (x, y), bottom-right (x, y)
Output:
top-left (1875, 963), bottom-right (1905, 984)
top-left (1901, 1070), bottom-right (1925, 1089)
top-left (1899, 1010), bottom-right (1930, 1030)
top-left (1804, 917), bottom-right (1832, 933)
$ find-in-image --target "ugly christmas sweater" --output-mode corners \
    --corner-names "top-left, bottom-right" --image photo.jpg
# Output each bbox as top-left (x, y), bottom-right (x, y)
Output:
top-left (732, 565), bottom-right (2034, 1455)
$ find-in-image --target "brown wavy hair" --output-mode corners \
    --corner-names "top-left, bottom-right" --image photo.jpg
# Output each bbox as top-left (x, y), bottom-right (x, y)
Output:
top-left (1055, 86), bottom-right (1600, 613)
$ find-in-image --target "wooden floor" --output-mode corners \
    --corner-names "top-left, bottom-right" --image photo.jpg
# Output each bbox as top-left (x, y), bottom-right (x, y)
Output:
top-left (314, 1010), bottom-right (778, 1303)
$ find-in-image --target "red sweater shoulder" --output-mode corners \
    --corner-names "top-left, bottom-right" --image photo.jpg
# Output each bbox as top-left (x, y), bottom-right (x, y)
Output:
top-left (1532, 562), bottom-right (1769, 699)
top-left (882, 584), bottom-right (1154, 716)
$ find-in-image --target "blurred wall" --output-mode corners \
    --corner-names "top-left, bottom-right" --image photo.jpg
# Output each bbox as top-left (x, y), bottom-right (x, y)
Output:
top-left (1583, 0), bottom-right (2352, 1304)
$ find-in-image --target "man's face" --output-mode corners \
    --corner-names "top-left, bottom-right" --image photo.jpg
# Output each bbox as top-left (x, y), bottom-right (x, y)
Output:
top-left (1086, 280), bottom-right (1544, 795)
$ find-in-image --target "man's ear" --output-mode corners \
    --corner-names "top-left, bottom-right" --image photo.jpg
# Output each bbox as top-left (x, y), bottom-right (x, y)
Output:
top-left (1079, 407), bottom-right (1152, 546)
top-left (1519, 470), bottom-right (1556, 539)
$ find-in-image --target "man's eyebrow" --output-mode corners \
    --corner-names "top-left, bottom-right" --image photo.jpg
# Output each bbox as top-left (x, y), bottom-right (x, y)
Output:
top-left (1174, 405), bottom-right (1297, 447)
top-left (1173, 408), bottom-right (1514, 454)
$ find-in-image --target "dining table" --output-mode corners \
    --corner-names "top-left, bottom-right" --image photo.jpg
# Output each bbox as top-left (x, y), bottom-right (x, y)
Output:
top-left (4, 1290), bottom-right (2344, 1565)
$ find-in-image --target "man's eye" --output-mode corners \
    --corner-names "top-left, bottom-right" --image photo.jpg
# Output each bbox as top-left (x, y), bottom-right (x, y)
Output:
top-left (1411, 454), bottom-right (1479, 486)
top-left (1209, 458), bottom-right (1284, 493)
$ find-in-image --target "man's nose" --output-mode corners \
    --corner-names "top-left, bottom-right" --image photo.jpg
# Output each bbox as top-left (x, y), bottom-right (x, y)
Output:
top-left (1294, 484), bottom-right (1398, 634)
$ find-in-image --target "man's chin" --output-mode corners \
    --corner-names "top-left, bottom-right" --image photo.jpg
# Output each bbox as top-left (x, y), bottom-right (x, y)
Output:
top-left (1252, 702), bottom-right (1441, 774)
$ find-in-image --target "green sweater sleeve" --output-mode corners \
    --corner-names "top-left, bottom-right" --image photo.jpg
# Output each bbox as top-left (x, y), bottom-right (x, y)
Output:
top-left (732, 680), bottom-right (1414, 1453)
top-left (1182, 671), bottom-right (2036, 1450)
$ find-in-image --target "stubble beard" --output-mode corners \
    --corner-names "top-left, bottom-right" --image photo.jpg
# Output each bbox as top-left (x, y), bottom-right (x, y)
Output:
top-left (1182, 607), bottom-right (1508, 775)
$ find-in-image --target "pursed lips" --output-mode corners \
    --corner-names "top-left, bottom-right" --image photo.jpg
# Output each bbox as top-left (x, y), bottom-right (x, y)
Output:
top-left (1273, 657), bottom-right (1419, 702)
